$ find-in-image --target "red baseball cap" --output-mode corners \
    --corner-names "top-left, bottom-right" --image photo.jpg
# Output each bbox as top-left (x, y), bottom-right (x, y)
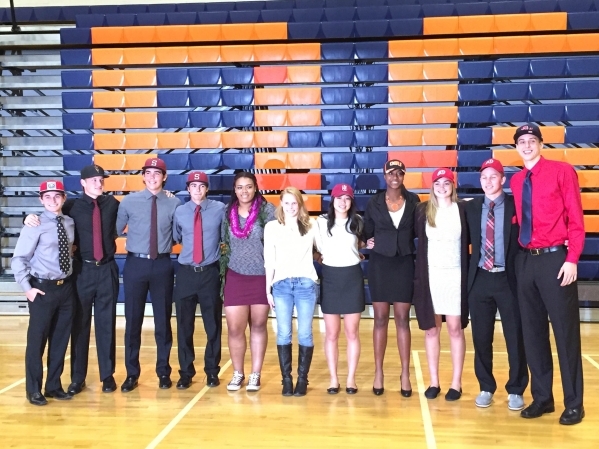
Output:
top-left (39, 180), bottom-right (65, 195)
top-left (432, 168), bottom-right (455, 184)
top-left (186, 171), bottom-right (209, 186)
top-left (480, 158), bottom-right (504, 175)
top-left (331, 183), bottom-right (354, 199)
top-left (142, 158), bottom-right (167, 174)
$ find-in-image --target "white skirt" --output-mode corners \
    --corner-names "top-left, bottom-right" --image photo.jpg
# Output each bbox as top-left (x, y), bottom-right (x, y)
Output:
top-left (428, 266), bottom-right (461, 316)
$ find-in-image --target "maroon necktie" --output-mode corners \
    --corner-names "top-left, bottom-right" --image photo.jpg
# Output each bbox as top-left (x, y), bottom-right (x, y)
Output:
top-left (193, 205), bottom-right (204, 264)
top-left (150, 195), bottom-right (158, 260)
top-left (92, 198), bottom-right (104, 261)
top-left (482, 201), bottom-right (495, 270)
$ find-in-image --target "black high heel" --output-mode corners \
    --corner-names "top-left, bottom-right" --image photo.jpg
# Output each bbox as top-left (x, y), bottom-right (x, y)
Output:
top-left (372, 386), bottom-right (384, 396)
top-left (400, 375), bottom-right (412, 398)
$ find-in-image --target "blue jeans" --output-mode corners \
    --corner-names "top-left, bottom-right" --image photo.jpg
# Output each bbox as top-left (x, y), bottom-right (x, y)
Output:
top-left (272, 277), bottom-right (317, 347)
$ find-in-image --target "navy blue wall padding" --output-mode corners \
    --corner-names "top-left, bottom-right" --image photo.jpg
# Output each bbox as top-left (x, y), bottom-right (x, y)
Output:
top-left (355, 130), bottom-right (388, 147)
top-left (166, 12), bottom-right (198, 25)
top-left (457, 149), bottom-right (493, 168)
top-left (456, 3), bottom-right (490, 15)
top-left (75, 14), bottom-right (105, 27)
top-left (324, 7), bottom-right (356, 21)
top-left (62, 92), bottom-right (93, 109)
top-left (493, 83), bottom-right (530, 101)
top-left (157, 90), bottom-right (189, 107)
top-left (221, 68), bottom-right (253, 85)
top-left (105, 13), bottom-right (136, 26)
top-left (206, 2), bottom-right (235, 12)
top-left (422, 4), bottom-right (456, 17)
top-left (198, 11), bottom-right (230, 24)
top-left (118, 5), bottom-right (148, 13)
top-left (354, 152), bottom-right (387, 169)
top-left (221, 90), bottom-right (254, 107)
top-left (230, 10), bottom-right (262, 23)
top-left (322, 174), bottom-right (356, 190)
top-left (262, 9), bottom-right (293, 22)
top-left (188, 154), bottom-right (223, 170)
top-left (221, 111), bottom-right (254, 128)
top-left (388, 5), bottom-right (422, 19)
top-left (61, 50), bottom-right (92, 66)
top-left (529, 59), bottom-right (567, 77)
top-left (583, 237), bottom-right (599, 255)
top-left (565, 105), bottom-right (599, 121)
top-left (322, 65), bottom-right (355, 83)
top-left (63, 134), bottom-right (94, 151)
top-left (63, 113), bottom-right (93, 130)
top-left (293, 8), bottom-right (324, 22)
top-left (494, 60), bottom-right (530, 78)
top-left (355, 65), bottom-right (388, 82)
top-left (321, 130), bottom-right (355, 147)
top-left (493, 105), bottom-right (529, 123)
top-left (221, 154), bottom-right (254, 170)
top-left (568, 12), bottom-right (599, 30)
top-left (354, 20), bottom-right (391, 38)
top-left (157, 69), bottom-right (189, 86)
top-left (321, 42), bottom-right (355, 60)
top-left (388, 18), bottom-right (423, 36)
top-left (61, 70), bottom-right (92, 88)
top-left (559, 0), bottom-right (594, 13)
top-left (566, 57), bottom-right (599, 76)
top-left (148, 4), bottom-right (177, 13)
top-left (529, 82), bottom-right (566, 100)
top-left (63, 176), bottom-right (84, 191)
top-left (32, 6), bottom-right (63, 21)
top-left (60, 28), bottom-right (91, 45)
top-left (356, 6), bottom-right (389, 20)
top-left (322, 87), bottom-right (355, 105)
top-left (189, 112), bottom-right (222, 128)
top-left (524, 0), bottom-right (558, 13)
top-left (457, 128), bottom-right (492, 146)
top-left (158, 111), bottom-right (189, 128)
top-left (457, 172), bottom-right (484, 189)
top-left (355, 42), bottom-right (388, 59)
top-left (529, 104), bottom-right (566, 122)
top-left (288, 131), bottom-right (322, 148)
top-left (458, 61), bottom-right (494, 79)
top-left (288, 22), bottom-right (322, 39)
top-left (566, 81), bottom-right (599, 99)
top-left (322, 21), bottom-right (355, 38)
top-left (458, 84), bottom-right (494, 102)
top-left (137, 13), bottom-right (168, 25)
top-left (489, 1), bottom-right (524, 15)
top-left (189, 89), bottom-right (221, 107)
top-left (90, 6), bottom-right (118, 15)
top-left (565, 126), bottom-right (599, 144)
top-left (164, 175), bottom-right (188, 192)
top-left (322, 109), bottom-right (355, 126)
top-left (355, 86), bottom-right (388, 104)
top-left (459, 106), bottom-right (494, 123)
top-left (355, 109), bottom-right (388, 126)
top-left (63, 155), bottom-right (93, 171)
top-left (189, 68), bottom-right (222, 86)
top-left (355, 174), bottom-right (386, 190)
top-left (160, 154), bottom-right (190, 170)
top-left (321, 152), bottom-right (355, 169)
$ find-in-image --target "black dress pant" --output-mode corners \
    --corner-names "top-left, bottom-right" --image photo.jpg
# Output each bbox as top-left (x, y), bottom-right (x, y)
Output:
top-left (123, 255), bottom-right (174, 378)
top-left (70, 260), bottom-right (118, 383)
top-left (174, 263), bottom-right (222, 378)
top-left (516, 247), bottom-right (584, 409)
top-left (469, 269), bottom-right (528, 395)
top-left (26, 278), bottom-right (75, 393)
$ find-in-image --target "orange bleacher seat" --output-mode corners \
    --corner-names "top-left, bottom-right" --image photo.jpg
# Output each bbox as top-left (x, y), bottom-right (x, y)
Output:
top-left (104, 175), bottom-right (129, 191)
top-left (156, 25), bottom-right (189, 43)
top-left (492, 149), bottom-right (522, 166)
top-left (254, 66), bottom-right (287, 84)
top-left (125, 133), bottom-right (158, 150)
top-left (265, 194), bottom-right (320, 211)
top-left (91, 49), bottom-right (124, 65)
top-left (94, 112), bottom-right (125, 129)
top-left (423, 106), bottom-right (458, 124)
top-left (418, 193), bottom-right (430, 202)
top-left (424, 39), bottom-right (460, 57)
top-left (459, 37), bottom-right (494, 56)
top-left (567, 34), bottom-right (599, 52)
top-left (122, 26), bottom-right (157, 44)
top-left (423, 84), bottom-right (458, 102)
top-left (156, 47), bottom-right (188, 64)
top-left (422, 150), bottom-right (458, 167)
top-left (188, 25), bottom-right (222, 42)
top-left (254, 131), bottom-right (288, 148)
top-left (188, 46), bottom-right (221, 63)
top-left (288, 152), bottom-right (321, 169)
top-left (422, 171), bottom-right (435, 189)
top-left (581, 193), bottom-right (599, 211)
top-left (389, 85), bottom-right (423, 102)
top-left (124, 91), bottom-right (157, 108)
top-left (220, 45), bottom-right (254, 62)
top-left (92, 70), bottom-right (124, 87)
top-left (221, 24), bottom-right (253, 41)
top-left (221, 132), bottom-right (255, 149)
top-left (287, 109), bottom-right (321, 126)
top-left (124, 70), bottom-right (156, 86)
top-left (158, 133), bottom-right (190, 149)
top-left (91, 27), bottom-right (123, 44)
top-left (125, 112), bottom-right (157, 129)
top-left (254, 44), bottom-right (288, 62)
top-left (530, 12), bottom-right (567, 32)
top-left (287, 174), bottom-right (321, 190)
top-left (388, 129), bottom-right (423, 146)
top-left (287, 87), bottom-right (321, 105)
top-left (172, 244), bottom-right (182, 255)
top-left (565, 149), bottom-right (599, 166)
top-left (255, 110), bottom-right (288, 127)
top-left (94, 154), bottom-right (126, 170)
top-left (287, 66), bottom-right (321, 83)
top-left (423, 17), bottom-right (459, 35)
top-left (116, 237), bottom-right (127, 254)
top-left (94, 133), bottom-right (126, 150)
top-left (403, 172), bottom-right (424, 189)
top-left (254, 88), bottom-right (288, 105)
top-left (93, 91), bottom-right (125, 108)
top-left (255, 153), bottom-right (287, 169)
top-left (494, 14), bottom-right (531, 33)
top-left (458, 15), bottom-right (494, 34)
top-left (389, 40), bottom-right (424, 58)
top-left (123, 48), bottom-right (156, 65)
top-left (492, 126), bottom-right (564, 145)
top-left (189, 132), bottom-right (222, 149)
top-left (124, 154), bottom-right (154, 170)
top-left (286, 43), bottom-right (320, 61)
top-left (494, 36), bottom-right (531, 54)
top-left (578, 171), bottom-right (599, 188)
top-left (423, 62), bottom-right (458, 80)
top-left (530, 35), bottom-right (567, 53)
top-left (422, 128), bottom-right (457, 146)
top-left (584, 215), bottom-right (599, 232)
top-left (254, 23), bottom-right (287, 41)
top-left (387, 150), bottom-right (422, 168)
top-left (389, 107), bottom-right (424, 125)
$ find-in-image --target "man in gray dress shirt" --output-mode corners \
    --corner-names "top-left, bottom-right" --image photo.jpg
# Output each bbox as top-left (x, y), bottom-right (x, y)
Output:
top-left (116, 158), bottom-right (181, 392)
top-left (11, 181), bottom-right (76, 406)
top-left (172, 171), bottom-right (226, 389)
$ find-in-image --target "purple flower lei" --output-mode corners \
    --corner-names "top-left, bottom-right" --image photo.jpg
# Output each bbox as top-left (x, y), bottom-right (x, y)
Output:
top-left (230, 196), bottom-right (263, 239)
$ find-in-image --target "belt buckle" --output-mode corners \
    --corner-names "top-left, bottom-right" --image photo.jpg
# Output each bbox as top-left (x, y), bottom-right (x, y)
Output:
top-left (530, 248), bottom-right (542, 256)
top-left (193, 266), bottom-right (203, 273)
top-left (95, 261), bottom-right (101, 266)
top-left (57, 280), bottom-right (64, 286)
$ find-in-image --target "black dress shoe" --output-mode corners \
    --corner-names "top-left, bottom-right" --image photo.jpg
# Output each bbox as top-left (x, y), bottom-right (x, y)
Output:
top-left (121, 376), bottom-right (139, 393)
top-left (67, 381), bottom-right (86, 395)
top-left (176, 376), bottom-right (192, 390)
top-left (206, 374), bottom-right (220, 387)
top-left (520, 401), bottom-right (555, 419)
top-left (372, 387), bottom-right (384, 396)
top-left (401, 387), bottom-right (413, 398)
top-left (445, 388), bottom-right (462, 401)
top-left (327, 385), bottom-right (340, 395)
top-left (346, 387), bottom-right (358, 394)
top-left (26, 392), bottom-right (48, 406)
top-left (102, 376), bottom-right (117, 393)
top-left (424, 386), bottom-right (441, 399)
top-left (559, 407), bottom-right (585, 425)
top-left (159, 375), bottom-right (172, 389)
top-left (44, 388), bottom-right (73, 400)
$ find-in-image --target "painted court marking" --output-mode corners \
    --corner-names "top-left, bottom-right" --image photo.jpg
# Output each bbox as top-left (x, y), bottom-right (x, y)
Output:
top-left (413, 350), bottom-right (437, 449)
top-left (0, 355), bottom-right (71, 395)
top-left (583, 355), bottom-right (599, 370)
top-left (145, 359), bottom-right (233, 449)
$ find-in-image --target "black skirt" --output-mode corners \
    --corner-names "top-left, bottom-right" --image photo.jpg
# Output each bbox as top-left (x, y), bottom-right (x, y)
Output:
top-left (320, 264), bottom-right (365, 315)
top-left (368, 251), bottom-right (414, 304)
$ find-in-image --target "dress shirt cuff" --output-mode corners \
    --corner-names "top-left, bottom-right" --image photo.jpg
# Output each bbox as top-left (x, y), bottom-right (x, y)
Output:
top-left (565, 253), bottom-right (580, 265)
top-left (20, 278), bottom-right (32, 293)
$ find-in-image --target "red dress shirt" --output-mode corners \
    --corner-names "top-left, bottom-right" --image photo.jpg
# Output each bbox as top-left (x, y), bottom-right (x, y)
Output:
top-left (510, 156), bottom-right (585, 264)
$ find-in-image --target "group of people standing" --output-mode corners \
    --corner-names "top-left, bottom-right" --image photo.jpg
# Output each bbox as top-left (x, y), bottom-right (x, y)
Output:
top-left (12, 124), bottom-right (585, 425)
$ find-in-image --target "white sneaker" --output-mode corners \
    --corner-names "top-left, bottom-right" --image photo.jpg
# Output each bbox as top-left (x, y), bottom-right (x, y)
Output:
top-left (475, 391), bottom-right (494, 408)
top-left (227, 371), bottom-right (245, 391)
top-left (507, 394), bottom-right (525, 411)
top-left (246, 372), bottom-right (261, 392)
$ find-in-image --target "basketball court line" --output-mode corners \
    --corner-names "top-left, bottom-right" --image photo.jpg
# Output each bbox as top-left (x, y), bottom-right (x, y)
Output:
top-left (0, 355), bottom-right (71, 395)
top-left (413, 350), bottom-right (437, 449)
top-left (582, 355), bottom-right (599, 370)
top-left (145, 359), bottom-right (233, 449)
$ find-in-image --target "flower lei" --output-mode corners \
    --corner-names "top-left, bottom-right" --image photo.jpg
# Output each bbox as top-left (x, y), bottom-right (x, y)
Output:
top-left (230, 195), bottom-right (263, 239)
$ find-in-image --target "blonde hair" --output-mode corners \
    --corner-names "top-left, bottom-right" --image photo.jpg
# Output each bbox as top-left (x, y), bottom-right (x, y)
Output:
top-left (425, 181), bottom-right (458, 227)
top-left (275, 187), bottom-right (312, 236)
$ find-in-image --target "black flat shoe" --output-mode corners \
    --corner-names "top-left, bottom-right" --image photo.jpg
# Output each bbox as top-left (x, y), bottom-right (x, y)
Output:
top-left (121, 376), bottom-right (139, 393)
top-left (424, 386), bottom-right (441, 399)
top-left (44, 388), bottom-right (72, 400)
top-left (327, 385), bottom-right (340, 394)
top-left (521, 400), bottom-right (555, 419)
top-left (445, 388), bottom-right (462, 401)
top-left (372, 387), bottom-right (384, 396)
top-left (102, 376), bottom-right (117, 393)
top-left (67, 381), bottom-right (86, 395)
top-left (176, 376), bottom-right (192, 390)
top-left (159, 375), bottom-right (172, 389)
top-left (346, 387), bottom-right (358, 395)
top-left (206, 374), bottom-right (220, 387)
top-left (26, 391), bottom-right (48, 406)
top-left (559, 407), bottom-right (585, 425)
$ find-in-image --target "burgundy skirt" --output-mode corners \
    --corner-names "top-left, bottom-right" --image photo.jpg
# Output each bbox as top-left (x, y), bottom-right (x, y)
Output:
top-left (223, 269), bottom-right (269, 307)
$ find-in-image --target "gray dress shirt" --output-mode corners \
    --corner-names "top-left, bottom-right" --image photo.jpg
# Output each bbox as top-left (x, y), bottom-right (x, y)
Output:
top-left (116, 189), bottom-right (181, 254)
top-left (11, 210), bottom-right (75, 292)
top-left (479, 192), bottom-right (506, 268)
top-left (173, 199), bottom-right (226, 267)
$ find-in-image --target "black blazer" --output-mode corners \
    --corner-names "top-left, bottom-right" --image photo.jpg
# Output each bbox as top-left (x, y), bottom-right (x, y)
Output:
top-left (465, 194), bottom-right (519, 298)
top-left (363, 188), bottom-right (420, 257)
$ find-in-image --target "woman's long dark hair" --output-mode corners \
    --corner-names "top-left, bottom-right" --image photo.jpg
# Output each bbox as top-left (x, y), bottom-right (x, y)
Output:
top-left (326, 197), bottom-right (363, 238)
top-left (226, 171), bottom-right (266, 217)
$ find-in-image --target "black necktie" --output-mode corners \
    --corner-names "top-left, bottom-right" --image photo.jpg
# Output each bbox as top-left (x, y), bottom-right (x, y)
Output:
top-left (57, 216), bottom-right (70, 274)
top-left (520, 171), bottom-right (533, 246)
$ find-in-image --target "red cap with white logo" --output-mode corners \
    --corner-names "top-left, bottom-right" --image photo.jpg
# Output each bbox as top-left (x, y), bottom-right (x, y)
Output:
top-left (432, 168), bottom-right (455, 184)
top-left (142, 158), bottom-right (167, 174)
top-left (186, 171), bottom-right (209, 186)
top-left (331, 183), bottom-right (354, 199)
top-left (480, 158), bottom-right (504, 175)
top-left (39, 180), bottom-right (65, 195)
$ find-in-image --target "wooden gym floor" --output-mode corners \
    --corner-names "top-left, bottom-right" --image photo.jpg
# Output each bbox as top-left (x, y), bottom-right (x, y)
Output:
top-left (0, 316), bottom-right (597, 449)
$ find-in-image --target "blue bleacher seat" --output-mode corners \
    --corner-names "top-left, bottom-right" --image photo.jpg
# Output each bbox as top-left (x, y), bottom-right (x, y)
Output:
top-left (323, 7), bottom-right (356, 21)
top-left (61, 70), bottom-right (92, 88)
top-left (237, 1), bottom-right (266, 11)
top-left (75, 14), bottom-right (105, 27)
top-left (566, 57), bottom-right (599, 76)
top-left (321, 21), bottom-right (355, 39)
top-left (578, 261), bottom-right (599, 280)
top-left (568, 12), bottom-right (599, 30)
top-left (221, 90), bottom-right (254, 107)
top-left (221, 153), bottom-right (254, 170)
top-left (266, 1), bottom-right (296, 9)
top-left (458, 61), bottom-right (494, 79)
top-left (288, 23), bottom-right (323, 39)
top-left (388, 18), bottom-right (423, 36)
top-left (166, 12), bottom-right (198, 25)
top-left (157, 68), bottom-right (189, 86)
top-left (158, 111), bottom-right (189, 128)
top-left (262, 9), bottom-right (293, 22)
top-left (583, 237), bottom-right (599, 255)
top-left (354, 130), bottom-right (388, 147)
top-left (221, 111), bottom-right (254, 128)
top-left (60, 28), bottom-right (91, 45)
top-left (322, 87), bottom-right (354, 105)
top-left (529, 81), bottom-right (566, 100)
top-left (321, 65), bottom-right (355, 83)
top-left (160, 154), bottom-right (190, 170)
top-left (136, 13), bottom-right (168, 26)
top-left (90, 6), bottom-right (118, 15)
top-left (157, 90), bottom-right (189, 107)
top-left (388, 5), bottom-right (422, 19)
top-left (63, 176), bottom-right (84, 191)
top-left (524, 0), bottom-right (559, 13)
top-left (188, 68), bottom-right (221, 86)
top-left (221, 175), bottom-right (235, 190)
top-left (63, 134), bottom-right (94, 151)
top-left (61, 6), bottom-right (90, 22)
top-left (322, 174), bottom-right (356, 190)
top-left (456, 3), bottom-right (490, 16)
top-left (189, 112), bottom-right (222, 128)
top-left (321, 152), bottom-right (355, 169)
top-left (64, 155), bottom-right (93, 171)
top-left (61, 50), bottom-right (92, 66)
top-left (457, 172), bottom-right (483, 189)
top-left (354, 20), bottom-right (391, 38)
top-left (493, 105), bottom-right (529, 123)
top-left (493, 83), bottom-right (530, 101)
top-left (293, 8), bottom-right (325, 22)
top-left (565, 105), bottom-right (599, 122)
top-left (327, 0), bottom-right (355, 9)
top-left (188, 154), bottom-right (222, 170)
top-left (354, 152), bottom-right (387, 169)
top-left (297, 0), bottom-right (326, 7)
top-left (355, 86), bottom-right (388, 104)
top-left (105, 13), bottom-right (136, 26)
top-left (355, 41), bottom-right (389, 59)
top-left (206, 2), bottom-right (235, 12)
top-left (164, 175), bottom-right (188, 191)
top-left (355, 173), bottom-right (386, 190)
top-left (189, 89), bottom-right (221, 107)
top-left (459, 106), bottom-right (494, 123)
top-left (357, 0), bottom-right (385, 7)
top-left (221, 68), bottom-right (253, 85)
top-left (63, 114), bottom-right (93, 130)
top-left (62, 92), bottom-right (93, 109)
top-left (494, 60), bottom-right (530, 78)
top-left (288, 131), bottom-right (322, 148)
top-left (565, 126), bottom-right (599, 144)
top-left (559, 0), bottom-right (594, 13)
top-left (457, 149), bottom-right (493, 168)
top-left (321, 43), bottom-right (355, 60)
top-left (322, 109), bottom-right (355, 126)
top-left (356, 6), bottom-right (388, 20)
top-left (321, 130), bottom-right (355, 147)
top-left (529, 104), bottom-right (566, 122)
top-left (529, 58), bottom-right (567, 77)
top-left (457, 128), bottom-right (492, 146)
top-left (230, 10), bottom-right (261, 23)
top-left (489, 1), bottom-right (525, 15)
top-left (458, 84), bottom-right (494, 102)
top-left (566, 81), bottom-right (599, 99)
top-left (32, 6), bottom-right (63, 21)
top-left (355, 109), bottom-right (388, 126)
top-left (421, 4), bottom-right (456, 17)
top-left (198, 11), bottom-right (230, 24)
top-left (148, 4), bottom-right (176, 13)
top-left (355, 65), bottom-right (388, 82)
top-left (118, 5), bottom-right (148, 13)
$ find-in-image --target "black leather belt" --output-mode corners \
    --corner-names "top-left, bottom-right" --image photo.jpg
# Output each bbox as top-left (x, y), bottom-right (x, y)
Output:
top-left (181, 262), bottom-right (218, 273)
top-left (82, 256), bottom-right (115, 266)
top-left (30, 275), bottom-right (71, 286)
top-left (521, 245), bottom-right (565, 256)
top-left (128, 252), bottom-right (170, 259)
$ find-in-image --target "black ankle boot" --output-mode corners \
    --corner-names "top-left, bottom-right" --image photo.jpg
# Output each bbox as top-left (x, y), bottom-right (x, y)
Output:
top-left (277, 344), bottom-right (293, 396)
top-left (293, 345), bottom-right (314, 397)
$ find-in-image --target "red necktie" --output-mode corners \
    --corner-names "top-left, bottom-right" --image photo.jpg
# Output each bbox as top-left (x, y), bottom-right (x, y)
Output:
top-left (482, 201), bottom-right (495, 270)
top-left (193, 204), bottom-right (204, 265)
top-left (92, 198), bottom-right (104, 261)
top-left (150, 195), bottom-right (158, 260)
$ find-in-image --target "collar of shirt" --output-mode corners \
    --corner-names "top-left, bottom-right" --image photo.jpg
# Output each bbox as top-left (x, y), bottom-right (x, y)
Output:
top-left (42, 210), bottom-right (65, 221)
top-left (82, 192), bottom-right (102, 205)
top-left (187, 198), bottom-right (209, 212)
top-left (142, 189), bottom-right (166, 200)
top-left (525, 155), bottom-right (547, 177)
top-left (484, 191), bottom-right (505, 208)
